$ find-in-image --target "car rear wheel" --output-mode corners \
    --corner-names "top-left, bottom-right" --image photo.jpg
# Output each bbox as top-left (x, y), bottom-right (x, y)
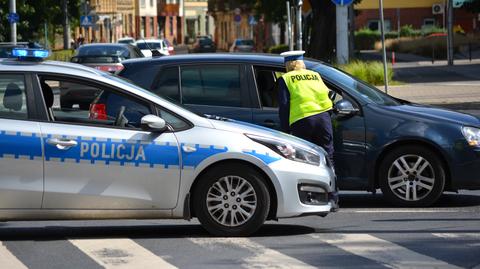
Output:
top-left (193, 163), bottom-right (270, 236)
top-left (379, 146), bottom-right (445, 207)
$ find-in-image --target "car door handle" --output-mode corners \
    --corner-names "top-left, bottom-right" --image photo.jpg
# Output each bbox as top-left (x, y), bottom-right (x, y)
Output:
top-left (47, 138), bottom-right (78, 150)
top-left (262, 120), bottom-right (276, 128)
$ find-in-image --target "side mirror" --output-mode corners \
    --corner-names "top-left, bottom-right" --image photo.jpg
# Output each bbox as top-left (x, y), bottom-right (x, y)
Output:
top-left (141, 115), bottom-right (167, 132)
top-left (334, 99), bottom-right (359, 117)
top-left (70, 56), bottom-right (79, 63)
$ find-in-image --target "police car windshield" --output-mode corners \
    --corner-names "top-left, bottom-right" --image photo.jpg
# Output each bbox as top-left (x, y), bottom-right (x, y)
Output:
top-left (309, 62), bottom-right (401, 106)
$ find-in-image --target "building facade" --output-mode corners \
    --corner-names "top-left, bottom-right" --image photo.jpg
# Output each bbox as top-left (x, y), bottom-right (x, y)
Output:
top-left (158, 0), bottom-right (182, 44)
top-left (136, 0), bottom-right (159, 38)
top-left (185, 0), bottom-right (215, 43)
top-left (355, 0), bottom-right (479, 33)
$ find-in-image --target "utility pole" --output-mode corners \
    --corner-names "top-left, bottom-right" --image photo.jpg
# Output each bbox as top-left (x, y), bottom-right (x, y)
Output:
top-left (447, 0), bottom-right (454, 66)
top-left (297, 0), bottom-right (303, 50)
top-left (287, 1), bottom-right (293, 51)
top-left (10, 0), bottom-right (17, 44)
top-left (379, 0), bottom-right (389, 93)
top-left (63, 0), bottom-right (70, 49)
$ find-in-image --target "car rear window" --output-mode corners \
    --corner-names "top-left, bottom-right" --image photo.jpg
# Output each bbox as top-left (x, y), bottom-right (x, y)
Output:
top-left (199, 39), bottom-right (213, 45)
top-left (136, 42), bottom-right (162, 50)
top-left (236, 40), bottom-right (254, 46)
top-left (74, 56), bottom-right (119, 64)
top-left (78, 46), bottom-right (130, 58)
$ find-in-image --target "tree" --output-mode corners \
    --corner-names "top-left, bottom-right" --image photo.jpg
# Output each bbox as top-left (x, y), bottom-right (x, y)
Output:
top-left (0, 0), bottom-right (81, 44)
top-left (235, 0), bottom-right (362, 61)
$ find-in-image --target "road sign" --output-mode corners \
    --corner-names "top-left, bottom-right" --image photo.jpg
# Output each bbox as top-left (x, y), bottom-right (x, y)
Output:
top-left (234, 14), bottom-right (241, 23)
top-left (331, 0), bottom-right (354, 6)
top-left (248, 15), bottom-right (257, 25)
top-left (7, 13), bottom-right (19, 23)
top-left (80, 15), bottom-right (95, 27)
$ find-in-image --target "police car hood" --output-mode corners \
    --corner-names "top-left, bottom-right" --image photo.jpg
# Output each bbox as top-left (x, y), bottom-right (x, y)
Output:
top-left (208, 118), bottom-right (326, 153)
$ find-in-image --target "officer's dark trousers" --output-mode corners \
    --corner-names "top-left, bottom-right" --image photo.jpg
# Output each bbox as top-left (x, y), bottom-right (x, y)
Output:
top-left (291, 111), bottom-right (334, 166)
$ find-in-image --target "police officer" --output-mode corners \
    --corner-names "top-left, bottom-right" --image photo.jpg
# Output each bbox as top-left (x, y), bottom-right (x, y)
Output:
top-left (277, 50), bottom-right (334, 165)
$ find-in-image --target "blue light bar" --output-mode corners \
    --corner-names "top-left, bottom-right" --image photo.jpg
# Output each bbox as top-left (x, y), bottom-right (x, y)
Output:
top-left (12, 48), bottom-right (50, 59)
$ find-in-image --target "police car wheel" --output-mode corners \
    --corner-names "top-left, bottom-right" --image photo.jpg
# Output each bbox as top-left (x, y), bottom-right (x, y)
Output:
top-left (379, 146), bottom-right (445, 207)
top-left (193, 163), bottom-right (270, 237)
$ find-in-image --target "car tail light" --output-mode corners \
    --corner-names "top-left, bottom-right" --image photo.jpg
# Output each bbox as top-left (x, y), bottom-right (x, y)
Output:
top-left (95, 64), bottom-right (124, 73)
top-left (168, 46), bottom-right (175, 55)
top-left (89, 103), bottom-right (107, 120)
top-left (234, 48), bottom-right (239, 52)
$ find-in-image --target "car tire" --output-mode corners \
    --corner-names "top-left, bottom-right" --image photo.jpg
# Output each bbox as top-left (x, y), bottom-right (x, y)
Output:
top-left (379, 145), bottom-right (445, 207)
top-left (193, 163), bottom-right (270, 236)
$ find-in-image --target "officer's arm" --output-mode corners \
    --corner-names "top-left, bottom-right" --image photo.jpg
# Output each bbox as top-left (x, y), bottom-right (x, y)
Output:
top-left (277, 77), bottom-right (290, 133)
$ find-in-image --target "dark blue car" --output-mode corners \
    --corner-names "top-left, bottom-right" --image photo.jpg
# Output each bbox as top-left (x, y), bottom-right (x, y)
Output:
top-left (118, 54), bottom-right (480, 207)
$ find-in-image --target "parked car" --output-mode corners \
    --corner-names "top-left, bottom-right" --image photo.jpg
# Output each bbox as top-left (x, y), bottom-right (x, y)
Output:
top-left (66, 43), bottom-right (143, 109)
top-left (117, 37), bottom-right (135, 44)
top-left (0, 49), bottom-right (337, 236)
top-left (134, 39), bottom-right (170, 57)
top-left (189, 36), bottom-right (216, 53)
top-left (118, 53), bottom-right (480, 207)
top-left (70, 43), bottom-right (144, 73)
top-left (229, 39), bottom-right (255, 52)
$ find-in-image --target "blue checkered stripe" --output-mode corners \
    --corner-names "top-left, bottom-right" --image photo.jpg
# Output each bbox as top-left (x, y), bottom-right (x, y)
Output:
top-left (0, 131), bottom-right (43, 160)
top-left (44, 134), bottom-right (180, 168)
top-left (242, 149), bottom-right (281, 164)
top-left (0, 131), bottom-right (281, 168)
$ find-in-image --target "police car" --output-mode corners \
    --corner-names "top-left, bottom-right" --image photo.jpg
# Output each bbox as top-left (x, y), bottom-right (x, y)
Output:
top-left (0, 49), bottom-right (337, 236)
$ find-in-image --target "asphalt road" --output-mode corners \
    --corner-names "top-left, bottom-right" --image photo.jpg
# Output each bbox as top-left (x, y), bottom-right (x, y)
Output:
top-left (1, 190), bottom-right (479, 269)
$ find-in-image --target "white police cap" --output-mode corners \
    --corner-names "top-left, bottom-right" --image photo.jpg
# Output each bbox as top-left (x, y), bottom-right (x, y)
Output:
top-left (280, 50), bottom-right (305, 63)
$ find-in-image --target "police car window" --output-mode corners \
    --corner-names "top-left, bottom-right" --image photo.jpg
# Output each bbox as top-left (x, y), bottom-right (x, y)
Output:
top-left (41, 78), bottom-right (151, 129)
top-left (180, 65), bottom-right (244, 107)
top-left (0, 74), bottom-right (28, 120)
top-left (152, 67), bottom-right (180, 101)
top-left (157, 108), bottom-right (189, 130)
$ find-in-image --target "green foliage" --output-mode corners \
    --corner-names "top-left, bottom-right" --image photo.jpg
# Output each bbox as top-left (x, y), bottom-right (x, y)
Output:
top-left (48, 49), bottom-right (74, 62)
top-left (354, 28), bottom-right (380, 50)
top-left (0, 0), bottom-right (82, 44)
top-left (339, 60), bottom-right (393, 86)
top-left (399, 25), bottom-right (421, 37)
top-left (268, 44), bottom-right (289, 54)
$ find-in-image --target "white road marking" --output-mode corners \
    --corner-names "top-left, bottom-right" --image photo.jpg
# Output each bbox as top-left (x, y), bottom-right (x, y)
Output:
top-left (189, 237), bottom-right (316, 269)
top-left (311, 233), bottom-right (462, 269)
top-left (340, 209), bottom-right (470, 213)
top-left (0, 242), bottom-right (28, 269)
top-left (70, 238), bottom-right (177, 269)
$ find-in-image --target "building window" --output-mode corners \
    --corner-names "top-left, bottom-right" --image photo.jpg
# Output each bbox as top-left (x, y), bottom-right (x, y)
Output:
top-left (423, 18), bottom-right (436, 27)
top-left (368, 20), bottom-right (391, 32)
top-left (150, 0), bottom-right (154, 7)
top-left (140, 0), bottom-right (145, 8)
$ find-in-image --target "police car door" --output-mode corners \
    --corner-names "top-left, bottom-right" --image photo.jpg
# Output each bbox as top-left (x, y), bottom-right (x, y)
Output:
top-left (37, 76), bottom-right (181, 210)
top-left (0, 73), bottom-right (43, 208)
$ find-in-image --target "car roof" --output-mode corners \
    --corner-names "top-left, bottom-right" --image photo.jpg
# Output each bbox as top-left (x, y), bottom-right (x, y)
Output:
top-left (122, 53), bottom-right (286, 66)
top-left (0, 58), bottom-right (106, 76)
top-left (79, 43), bottom-right (131, 48)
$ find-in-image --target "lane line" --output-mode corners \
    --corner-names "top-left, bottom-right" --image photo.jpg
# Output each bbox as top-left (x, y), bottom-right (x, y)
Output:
top-left (189, 237), bottom-right (316, 269)
top-left (69, 238), bottom-right (177, 269)
top-left (0, 242), bottom-right (28, 269)
top-left (433, 233), bottom-right (480, 247)
top-left (311, 233), bottom-right (462, 269)
top-left (340, 209), bottom-right (472, 213)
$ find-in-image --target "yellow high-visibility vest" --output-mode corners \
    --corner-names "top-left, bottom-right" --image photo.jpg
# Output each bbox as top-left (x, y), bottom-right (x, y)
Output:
top-left (282, 69), bottom-right (333, 126)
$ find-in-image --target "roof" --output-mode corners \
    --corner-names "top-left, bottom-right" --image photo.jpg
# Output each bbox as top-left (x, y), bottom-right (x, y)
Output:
top-left (0, 58), bottom-right (105, 77)
top-left (122, 53), bottom-right (286, 66)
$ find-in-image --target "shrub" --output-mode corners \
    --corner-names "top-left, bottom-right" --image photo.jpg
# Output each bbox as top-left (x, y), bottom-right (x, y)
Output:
top-left (399, 25), bottom-right (421, 37)
top-left (338, 60), bottom-right (393, 86)
top-left (48, 49), bottom-right (74, 62)
top-left (354, 28), bottom-right (380, 50)
top-left (268, 44), bottom-right (289, 54)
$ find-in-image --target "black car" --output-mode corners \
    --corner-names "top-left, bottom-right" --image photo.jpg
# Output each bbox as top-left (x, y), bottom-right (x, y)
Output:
top-left (63, 43), bottom-right (144, 109)
top-left (189, 36), bottom-right (216, 53)
top-left (71, 43), bottom-right (144, 73)
top-left (118, 53), bottom-right (480, 207)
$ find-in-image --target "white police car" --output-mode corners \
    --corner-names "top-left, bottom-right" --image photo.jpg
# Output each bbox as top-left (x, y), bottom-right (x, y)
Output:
top-left (0, 48), bottom-right (337, 236)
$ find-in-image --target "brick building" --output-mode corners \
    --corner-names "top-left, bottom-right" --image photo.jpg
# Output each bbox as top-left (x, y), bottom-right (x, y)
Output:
top-left (355, 0), bottom-right (479, 33)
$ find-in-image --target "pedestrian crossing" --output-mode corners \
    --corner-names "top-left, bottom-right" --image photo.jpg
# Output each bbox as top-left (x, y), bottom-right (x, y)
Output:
top-left (1, 232), bottom-right (479, 269)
